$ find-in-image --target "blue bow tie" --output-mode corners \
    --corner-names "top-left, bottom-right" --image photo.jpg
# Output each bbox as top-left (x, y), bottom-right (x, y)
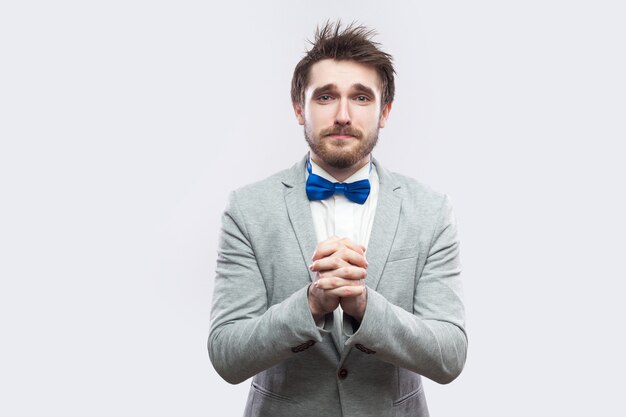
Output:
top-left (305, 159), bottom-right (371, 205)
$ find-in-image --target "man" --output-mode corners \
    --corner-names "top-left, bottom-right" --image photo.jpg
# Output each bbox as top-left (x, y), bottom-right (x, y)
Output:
top-left (209, 21), bottom-right (467, 417)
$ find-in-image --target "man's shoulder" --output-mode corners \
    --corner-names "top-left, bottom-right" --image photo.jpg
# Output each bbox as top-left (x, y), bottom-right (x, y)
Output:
top-left (234, 169), bottom-right (287, 194)
top-left (228, 160), bottom-right (302, 207)
top-left (390, 171), bottom-right (442, 196)
top-left (382, 169), bottom-right (455, 229)
top-left (379, 165), bottom-right (448, 208)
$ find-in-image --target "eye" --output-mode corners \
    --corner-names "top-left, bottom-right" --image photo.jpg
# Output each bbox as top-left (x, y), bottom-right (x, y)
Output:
top-left (317, 94), bottom-right (333, 102)
top-left (354, 95), bottom-right (370, 102)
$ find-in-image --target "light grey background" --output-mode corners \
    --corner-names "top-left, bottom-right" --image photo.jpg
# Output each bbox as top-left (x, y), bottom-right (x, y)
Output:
top-left (1, 1), bottom-right (625, 416)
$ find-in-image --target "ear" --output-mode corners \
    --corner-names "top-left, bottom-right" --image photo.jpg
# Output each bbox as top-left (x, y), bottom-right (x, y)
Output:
top-left (292, 102), bottom-right (305, 125)
top-left (378, 101), bottom-right (393, 128)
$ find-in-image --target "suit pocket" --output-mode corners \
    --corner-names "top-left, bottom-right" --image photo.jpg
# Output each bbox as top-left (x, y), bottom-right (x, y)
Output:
top-left (392, 384), bottom-right (423, 407)
top-left (251, 382), bottom-right (297, 404)
top-left (392, 384), bottom-right (429, 416)
top-left (387, 246), bottom-right (418, 263)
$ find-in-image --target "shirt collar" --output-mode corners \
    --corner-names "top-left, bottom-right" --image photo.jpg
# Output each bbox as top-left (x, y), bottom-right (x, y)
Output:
top-left (308, 156), bottom-right (372, 183)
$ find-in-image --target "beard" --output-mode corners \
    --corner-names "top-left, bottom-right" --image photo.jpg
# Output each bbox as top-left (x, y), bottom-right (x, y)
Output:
top-left (304, 123), bottom-right (379, 169)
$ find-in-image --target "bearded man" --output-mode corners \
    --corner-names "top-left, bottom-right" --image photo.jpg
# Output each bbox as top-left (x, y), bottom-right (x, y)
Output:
top-left (208, 21), bottom-right (467, 417)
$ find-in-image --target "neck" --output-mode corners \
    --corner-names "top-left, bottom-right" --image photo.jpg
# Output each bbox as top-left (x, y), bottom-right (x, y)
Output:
top-left (310, 152), bottom-right (370, 182)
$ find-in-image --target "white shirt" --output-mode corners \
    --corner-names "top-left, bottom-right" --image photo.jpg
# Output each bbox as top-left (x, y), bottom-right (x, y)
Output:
top-left (307, 157), bottom-right (379, 330)
top-left (308, 159), bottom-right (379, 248)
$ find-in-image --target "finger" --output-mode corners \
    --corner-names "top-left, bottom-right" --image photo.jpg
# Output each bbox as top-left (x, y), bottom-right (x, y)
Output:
top-left (310, 256), bottom-right (349, 272)
top-left (309, 283), bottom-right (340, 301)
top-left (338, 237), bottom-right (366, 255)
top-left (310, 236), bottom-right (342, 261)
top-left (323, 285), bottom-right (366, 298)
top-left (315, 276), bottom-right (365, 290)
top-left (311, 237), bottom-right (364, 261)
top-left (333, 248), bottom-right (368, 268)
top-left (318, 266), bottom-right (367, 281)
top-left (310, 249), bottom-right (367, 271)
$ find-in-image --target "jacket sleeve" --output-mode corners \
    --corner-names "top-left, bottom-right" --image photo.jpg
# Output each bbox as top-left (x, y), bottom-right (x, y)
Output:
top-left (345, 195), bottom-right (467, 384)
top-left (208, 191), bottom-right (329, 384)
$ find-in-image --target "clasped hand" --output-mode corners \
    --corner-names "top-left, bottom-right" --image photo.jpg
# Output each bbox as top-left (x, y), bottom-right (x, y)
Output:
top-left (307, 236), bottom-right (368, 323)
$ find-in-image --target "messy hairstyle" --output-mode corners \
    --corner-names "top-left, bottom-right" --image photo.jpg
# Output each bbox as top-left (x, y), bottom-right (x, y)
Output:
top-left (290, 20), bottom-right (396, 108)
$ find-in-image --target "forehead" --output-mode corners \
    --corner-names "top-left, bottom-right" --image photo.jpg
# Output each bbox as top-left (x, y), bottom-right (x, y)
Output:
top-left (306, 59), bottom-right (382, 93)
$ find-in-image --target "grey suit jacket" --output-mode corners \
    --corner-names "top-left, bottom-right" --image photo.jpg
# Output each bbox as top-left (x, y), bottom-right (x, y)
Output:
top-left (209, 155), bottom-right (467, 417)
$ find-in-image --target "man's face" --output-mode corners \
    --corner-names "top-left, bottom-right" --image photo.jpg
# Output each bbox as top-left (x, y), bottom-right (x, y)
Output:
top-left (293, 59), bottom-right (392, 170)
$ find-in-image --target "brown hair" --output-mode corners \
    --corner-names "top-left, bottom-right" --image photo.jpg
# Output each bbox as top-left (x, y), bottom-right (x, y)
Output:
top-left (291, 21), bottom-right (396, 108)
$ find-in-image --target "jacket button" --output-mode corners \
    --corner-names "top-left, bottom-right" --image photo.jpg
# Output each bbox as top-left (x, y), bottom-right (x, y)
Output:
top-left (338, 368), bottom-right (348, 379)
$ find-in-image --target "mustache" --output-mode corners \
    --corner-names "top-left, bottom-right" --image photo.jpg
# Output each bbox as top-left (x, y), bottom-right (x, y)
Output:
top-left (320, 126), bottom-right (362, 139)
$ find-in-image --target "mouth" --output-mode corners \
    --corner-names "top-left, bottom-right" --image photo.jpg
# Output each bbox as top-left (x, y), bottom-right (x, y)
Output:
top-left (327, 134), bottom-right (355, 139)
top-left (320, 126), bottom-right (362, 140)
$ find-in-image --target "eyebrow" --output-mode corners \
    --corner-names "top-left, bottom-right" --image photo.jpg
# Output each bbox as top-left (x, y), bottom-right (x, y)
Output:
top-left (311, 83), bottom-right (377, 98)
top-left (352, 83), bottom-right (376, 98)
top-left (311, 84), bottom-right (338, 97)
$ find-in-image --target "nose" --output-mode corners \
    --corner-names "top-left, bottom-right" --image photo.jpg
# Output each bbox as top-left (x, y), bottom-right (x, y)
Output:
top-left (334, 98), bottom-right (351, 126)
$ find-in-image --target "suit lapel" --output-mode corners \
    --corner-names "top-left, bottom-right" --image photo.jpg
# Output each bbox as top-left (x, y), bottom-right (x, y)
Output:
top-left (283, 157), bottom-right (318, 283)
top-left (364, 159), bottom-right (403, 291)
top-left (282, 156), bottom-right (343, 356)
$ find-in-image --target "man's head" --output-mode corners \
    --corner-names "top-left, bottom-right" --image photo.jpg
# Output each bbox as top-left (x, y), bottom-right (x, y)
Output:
top-left (291, 21), bottom-right (396, 171)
